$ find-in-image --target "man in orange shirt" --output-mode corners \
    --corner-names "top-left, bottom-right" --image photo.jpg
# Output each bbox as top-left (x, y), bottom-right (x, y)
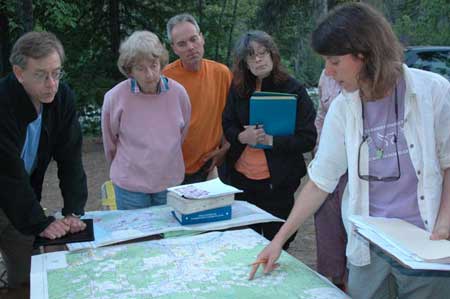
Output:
top-left (163, 13), bottom-right (232, 184)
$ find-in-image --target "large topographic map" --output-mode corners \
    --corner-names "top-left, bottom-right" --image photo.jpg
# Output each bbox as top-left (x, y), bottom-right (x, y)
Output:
top-left (31, 229), bottom-right (348, 299)
top-left (67, 200), bottom-right (282, 251)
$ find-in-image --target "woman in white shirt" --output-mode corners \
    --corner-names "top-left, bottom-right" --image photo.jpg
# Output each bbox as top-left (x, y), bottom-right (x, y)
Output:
top-left (250, 3), bottom-right (450, 298)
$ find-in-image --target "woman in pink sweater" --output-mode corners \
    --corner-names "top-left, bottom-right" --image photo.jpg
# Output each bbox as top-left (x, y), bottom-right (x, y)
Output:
top-left (102, 31), bottom-right (191, 209)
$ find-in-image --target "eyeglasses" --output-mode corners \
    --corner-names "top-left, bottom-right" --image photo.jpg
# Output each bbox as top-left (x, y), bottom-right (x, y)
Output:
top-left (357, 134), bottom-right (401, 182)
top-left (32, 70), bottom-right (64, 83)
top-left (247, 49), bottom-right (270, 62)
top-left (357, 86), bottom-right (401, 182)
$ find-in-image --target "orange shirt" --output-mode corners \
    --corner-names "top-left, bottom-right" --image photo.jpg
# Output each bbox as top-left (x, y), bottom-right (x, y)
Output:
top-left (235, 146), bottom-right (270, 179)
top-left (234, 80), bottom-right (270, 180)
top-left (163, 59), bottom-right (232, 174)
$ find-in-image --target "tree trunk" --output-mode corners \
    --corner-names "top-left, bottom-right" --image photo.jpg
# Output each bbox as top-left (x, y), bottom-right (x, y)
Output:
top-left (15, 0), bottom-right (34, 34)
top-left (23, 0), bottom-right (33, 32)
top-left (109, 0), bottom-right (120, 78)
top-left (225, 0), bottom-right (238, 66)
top-left (214, 0), bottom-right (228, 61)
top-left (198, 0), bottom-right (203, 27)
top-left (315, 0), bottom-right (328, 22)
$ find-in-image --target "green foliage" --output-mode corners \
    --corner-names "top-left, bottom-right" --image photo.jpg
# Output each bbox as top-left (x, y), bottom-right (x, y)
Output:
top-left (34, 1), bottom-right (79, 31)
top-left (254, 0), bottom-right (323, 86)
top-left (78, 104), bottom-right (102, 136)
top-left (3, 0), bottom-right (450, 135)
top-left (0, 1), bottom-right (21, 36)
top-left (393, 0), bottom-right (450, 45)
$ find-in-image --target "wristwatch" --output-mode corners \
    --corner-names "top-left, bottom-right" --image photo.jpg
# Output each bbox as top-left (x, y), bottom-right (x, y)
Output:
top-left (70, 213), bottom-right (82, 218)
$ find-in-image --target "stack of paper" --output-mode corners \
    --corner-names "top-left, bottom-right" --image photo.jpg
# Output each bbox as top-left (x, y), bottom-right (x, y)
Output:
top-left (167, 178), bottom-right (242, 224)
top-left (167, 178), bottom-right (242, 199)
top-left (350, 215), bottom-right (450, 270)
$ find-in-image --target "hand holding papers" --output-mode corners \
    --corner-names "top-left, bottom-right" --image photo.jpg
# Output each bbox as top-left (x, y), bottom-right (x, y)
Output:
top-left (350, 215), bottom-right (450, 270)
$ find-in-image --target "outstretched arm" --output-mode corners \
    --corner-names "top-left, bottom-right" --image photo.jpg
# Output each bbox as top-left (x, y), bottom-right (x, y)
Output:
top-left (249, 180), bottom-right (328, 279)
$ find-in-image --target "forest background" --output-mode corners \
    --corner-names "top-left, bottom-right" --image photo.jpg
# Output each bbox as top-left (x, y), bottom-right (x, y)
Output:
top-left (1, 0), bottom-right (449, 135)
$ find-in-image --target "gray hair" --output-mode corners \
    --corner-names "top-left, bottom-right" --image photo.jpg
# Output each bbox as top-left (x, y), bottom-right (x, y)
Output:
top-left (166, 13), bottom-right (200, 43)
top-left (9, 31), bottom-right (65, 69)
top-left (117, 30), bottom-right (169, 77)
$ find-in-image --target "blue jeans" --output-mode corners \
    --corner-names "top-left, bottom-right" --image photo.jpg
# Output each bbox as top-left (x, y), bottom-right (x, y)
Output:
top-left (113, 184), bottom-right (167, 210)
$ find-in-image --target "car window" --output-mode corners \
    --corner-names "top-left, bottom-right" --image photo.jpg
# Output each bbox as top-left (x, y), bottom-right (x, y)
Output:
top-left (410, 51), bottom-right (450, 80)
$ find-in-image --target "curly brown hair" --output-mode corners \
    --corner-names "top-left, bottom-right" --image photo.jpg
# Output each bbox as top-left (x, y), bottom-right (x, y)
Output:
top-left (231, 30), bottom-right (288, 99)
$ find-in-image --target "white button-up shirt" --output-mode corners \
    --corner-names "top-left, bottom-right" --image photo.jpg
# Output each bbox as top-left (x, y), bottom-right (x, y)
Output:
top-left (308, 65), bottom-right (450, 266)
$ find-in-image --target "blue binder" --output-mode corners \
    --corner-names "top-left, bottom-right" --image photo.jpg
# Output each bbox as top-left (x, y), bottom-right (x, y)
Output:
top-left (249, 92), bottom-right (297, 149)
top-left (171, 205), bottom-right (232, 225)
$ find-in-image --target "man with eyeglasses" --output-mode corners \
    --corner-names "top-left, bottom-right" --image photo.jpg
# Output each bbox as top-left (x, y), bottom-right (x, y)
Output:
top-left (163, 13), bottom-right (232, 184)
top-left (0, 31), bottom-right (87, 292)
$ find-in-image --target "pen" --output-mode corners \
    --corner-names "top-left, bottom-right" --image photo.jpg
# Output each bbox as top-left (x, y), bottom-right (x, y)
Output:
top-left (249, 258), bottom-right (268, 266)
top-left (248, 258), bottom-right (268, 280)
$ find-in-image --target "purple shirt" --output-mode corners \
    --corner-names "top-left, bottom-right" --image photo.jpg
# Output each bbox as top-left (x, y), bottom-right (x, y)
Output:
top-left (363, 78), bottom-right (424, 228)
top-left (102, 78), bottom-right (191, 193)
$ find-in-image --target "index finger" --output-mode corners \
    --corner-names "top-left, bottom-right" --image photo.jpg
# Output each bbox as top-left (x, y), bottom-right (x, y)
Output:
top-left (248, 263), bottom-right (261, 280)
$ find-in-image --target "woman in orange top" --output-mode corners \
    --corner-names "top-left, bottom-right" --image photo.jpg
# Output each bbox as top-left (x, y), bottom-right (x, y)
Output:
top-left (222, 31), bottom-right (317, 249)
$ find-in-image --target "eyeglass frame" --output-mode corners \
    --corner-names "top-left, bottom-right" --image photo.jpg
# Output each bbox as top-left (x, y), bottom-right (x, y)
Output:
top-left (246, 48), bottom-right (270, 62)
top-left (357, 86), bottom-right (401, 182)
top-left (30, 69), bottom-right (65, 84)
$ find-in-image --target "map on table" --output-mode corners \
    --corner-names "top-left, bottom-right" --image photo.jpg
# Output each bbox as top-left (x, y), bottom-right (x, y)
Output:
top-left (31, 229), bottom-right (349, 299)
top-left (67, 200), bottom-right (282, 251)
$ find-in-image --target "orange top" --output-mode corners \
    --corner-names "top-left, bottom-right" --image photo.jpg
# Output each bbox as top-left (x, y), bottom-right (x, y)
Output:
top-left (163, 59), bottom-right (232, 174)
top-left (235, 80), bottom-right (270, 180)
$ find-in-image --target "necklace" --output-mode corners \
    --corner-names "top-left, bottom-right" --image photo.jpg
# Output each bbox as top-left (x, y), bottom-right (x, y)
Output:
top-left (362, 86), bottom-right (398, 159)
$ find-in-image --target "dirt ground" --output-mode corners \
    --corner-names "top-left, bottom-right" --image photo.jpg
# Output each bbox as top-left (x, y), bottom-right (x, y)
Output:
top-left (1, 137), bottom-right (317, 290)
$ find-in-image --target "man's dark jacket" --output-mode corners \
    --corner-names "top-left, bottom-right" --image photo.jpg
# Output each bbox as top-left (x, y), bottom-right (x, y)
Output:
top-left (0, 73), bottom-right (87, 235)
top-left (222, 74), bottom-right (317, 190)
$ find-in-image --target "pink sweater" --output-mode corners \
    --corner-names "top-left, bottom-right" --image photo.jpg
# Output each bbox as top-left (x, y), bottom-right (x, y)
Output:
top-left (314, 70), bottom-right (341, 150)
top-left (102, 78), bottom-right (191, 193)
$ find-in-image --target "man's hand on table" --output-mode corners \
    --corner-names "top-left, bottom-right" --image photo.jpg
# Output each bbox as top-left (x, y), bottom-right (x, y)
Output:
top-left (38, 216), bottom-right (86, 239)
top-left (39, 219), bottom-right (70, 239)
top-left (63, 215), bottom-right (87, 234)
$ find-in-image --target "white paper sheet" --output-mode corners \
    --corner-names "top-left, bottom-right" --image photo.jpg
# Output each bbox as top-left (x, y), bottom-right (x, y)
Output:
top-left (167, 178), bottom-right (242, 199)
top-left (350, 215), bottom-right (450, 271)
